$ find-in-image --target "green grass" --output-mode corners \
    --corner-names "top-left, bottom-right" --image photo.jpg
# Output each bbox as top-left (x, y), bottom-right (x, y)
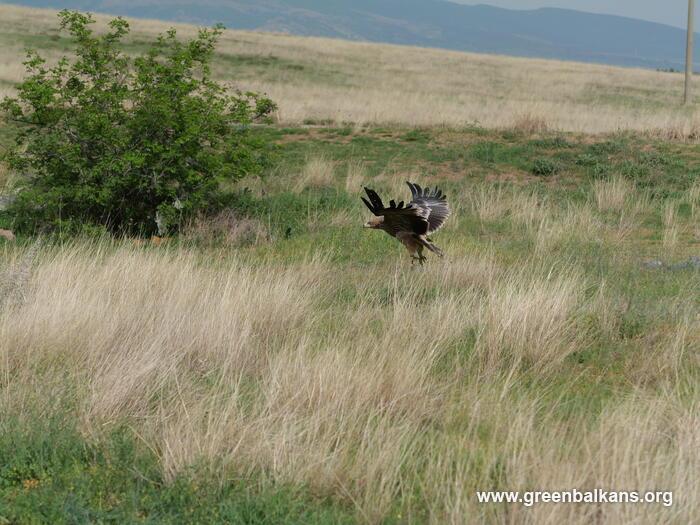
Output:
top-left (253, 126), bottom-right (700, 194)
top-left (218, 53), bottom-right (352, 86)
top-left (0, 416), bottom-right (355, 524)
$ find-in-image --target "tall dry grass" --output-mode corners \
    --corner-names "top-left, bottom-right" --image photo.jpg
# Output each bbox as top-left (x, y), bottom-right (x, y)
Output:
top-left (663, 202), bottom-right (680, 253)
top-left (345, 159), bottom-right (368, 193)
top-left (533, 204), bottom-right (602, 252)
top-left (469, 185), bottom-right (547, 230)
top-left (293, 155), bottom-right (336, 193)
top-left (593, 176), bottom-right (634, 213)
top-left (686, 182), bottom-right (700, 220)
top-left (1, 4), bottom-right (700, 135)
top-left (1, 238), bottom-right (697, 523)
top-left (591, 176), bottom-right (655, 241)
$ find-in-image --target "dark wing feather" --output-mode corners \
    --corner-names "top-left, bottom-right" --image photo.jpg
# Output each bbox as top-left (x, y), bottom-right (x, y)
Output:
top-left (382, 208), bottom-right (430, 236)
top-left (361, 186), bottom-right (429, 235)
top-left (361, 197), bottom-right (377, 215)
top-left (406, 181), bottom-right (451, 233)
top-left (364, 187), bottom-right (385, 213)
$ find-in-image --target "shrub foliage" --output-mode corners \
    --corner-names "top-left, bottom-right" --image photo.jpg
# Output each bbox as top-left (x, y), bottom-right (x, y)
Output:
top-left (1, 11), bottom-right (275, 235)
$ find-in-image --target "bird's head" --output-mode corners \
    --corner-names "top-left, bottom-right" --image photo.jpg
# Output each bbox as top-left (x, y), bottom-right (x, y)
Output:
top-left (364, 216), bottom-right (384, 229)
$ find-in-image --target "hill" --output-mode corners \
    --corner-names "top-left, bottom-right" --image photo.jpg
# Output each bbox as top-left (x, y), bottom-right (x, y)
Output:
top-left (3, 0), bottom-right (700, 70)
top-left (1, 4), bottom-right (699, 137)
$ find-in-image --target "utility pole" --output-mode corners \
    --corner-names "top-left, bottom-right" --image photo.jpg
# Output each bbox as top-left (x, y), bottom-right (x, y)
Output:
top-left (684, 0), bottom-right (695, 105)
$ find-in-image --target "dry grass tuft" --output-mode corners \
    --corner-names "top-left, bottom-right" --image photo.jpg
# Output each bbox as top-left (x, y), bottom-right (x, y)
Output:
top-left (662, 202), bottom-right (680, 253)
top-left (345, 159), bottom-right (368, 193)
top-left (632, 315), bottom-right (700, 386)
top-left (0, 162), bottom-right (8, 190)
top-left (293, 155), bottom-right (336, 193)
top-left (0, 163), bottom-right (16, 212)
top-left (593, 176), bottom-right (634, 213)
top-left (372, 167), bottom-right (421, 200)
top-left (475, 269), bottom-right (585, 374)
top-left (0, 241), bottom-right (40, 310)
top-left (535, 203), bottom-right (601, 251)
top-left (182, 211), bottom-right (270, 246)
top-left (510, 191), bottom-right (548, 231)
top-left (511, 113), bottom-right (549, 134)
top-left (687, 182), bottom-right (700, 219)
top-left (470, 185), bottom-right (511, 223)
top-left (651, 118), bottom-right (700, 142)
top-left (468, 185), bottom-right (547, 233)
top-left (613, 190), bottom-right (652, 241)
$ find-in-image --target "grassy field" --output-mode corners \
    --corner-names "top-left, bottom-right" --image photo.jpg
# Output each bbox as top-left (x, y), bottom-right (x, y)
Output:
top-left (1, 4), bottom-right (700, 525)
top-left (2, 124), bottom-right (700, 523)
top-left (1, 3), bottom-right (700, 136)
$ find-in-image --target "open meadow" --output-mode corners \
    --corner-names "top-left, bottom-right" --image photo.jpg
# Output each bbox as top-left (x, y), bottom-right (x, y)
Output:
top-left (0, 4), bottom-right (699, 525)
top-left (2, 3), bottom-right (700, 136)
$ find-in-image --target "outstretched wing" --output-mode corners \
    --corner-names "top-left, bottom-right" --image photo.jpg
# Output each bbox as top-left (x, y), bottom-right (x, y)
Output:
top-left (406, 182), bottom-right (451, 234)
top-left (361, 187), bottom-right (385, 216)
top-left (362, 187), bottom-right (429, 236)
top-left (382, 209), bottom-right (430, 237)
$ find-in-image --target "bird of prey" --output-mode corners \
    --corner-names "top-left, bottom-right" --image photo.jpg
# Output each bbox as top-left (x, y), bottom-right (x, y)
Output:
top-left (362, 182), bottom-right (450, 265)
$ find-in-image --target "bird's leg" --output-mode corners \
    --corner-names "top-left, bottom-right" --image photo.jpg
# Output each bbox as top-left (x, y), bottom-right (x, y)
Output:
top-left (417, 246), bottom-right (427, 266)
top-left (409, 245), bottom-right (420, 265)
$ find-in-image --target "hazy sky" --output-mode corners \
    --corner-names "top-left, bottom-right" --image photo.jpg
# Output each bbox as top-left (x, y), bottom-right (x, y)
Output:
top-left (454, 1), bottom-right (697, 29)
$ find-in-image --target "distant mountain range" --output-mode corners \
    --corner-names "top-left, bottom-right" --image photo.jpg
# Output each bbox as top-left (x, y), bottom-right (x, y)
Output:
top-left (4, 0), bottom-right (699, 70)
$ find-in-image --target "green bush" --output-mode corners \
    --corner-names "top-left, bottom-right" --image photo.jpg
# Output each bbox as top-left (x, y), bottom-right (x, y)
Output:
top-left (575, 153), bottom-right (598, 167)
top-left (531, 158), bottom-right (560, 176)
top-left (1, 11), bottom-right (276, 236)
top-left (528, 136), bottom-right (571, 149)
top-left (471, 141), bottom-right (502, 164)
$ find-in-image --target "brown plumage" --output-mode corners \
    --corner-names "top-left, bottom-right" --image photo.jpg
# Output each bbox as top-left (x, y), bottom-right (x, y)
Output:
top-left (362, 182), bottom-right (451, 265)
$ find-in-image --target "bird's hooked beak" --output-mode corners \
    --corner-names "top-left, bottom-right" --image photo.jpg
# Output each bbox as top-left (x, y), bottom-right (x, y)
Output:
top-left (363, 221), bottom-right (372, 228)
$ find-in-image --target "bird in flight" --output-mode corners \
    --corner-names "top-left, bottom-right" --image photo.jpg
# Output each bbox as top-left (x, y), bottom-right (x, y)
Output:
top-left (362, 182), bottom-right (451, 265)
